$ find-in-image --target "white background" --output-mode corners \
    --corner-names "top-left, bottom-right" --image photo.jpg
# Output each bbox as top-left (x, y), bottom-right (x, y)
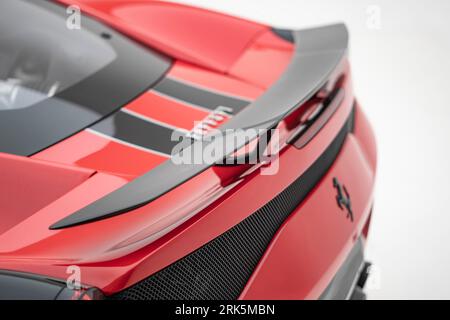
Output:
top-left (173, 0), bottom-right (450, 299)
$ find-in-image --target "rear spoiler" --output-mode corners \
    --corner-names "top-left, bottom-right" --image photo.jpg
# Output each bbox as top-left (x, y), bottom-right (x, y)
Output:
top-left (50, 24), bottom-right (349, 229)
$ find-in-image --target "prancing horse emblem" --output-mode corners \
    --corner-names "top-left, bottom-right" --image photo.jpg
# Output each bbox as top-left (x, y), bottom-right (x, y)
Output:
top-left (333, 178), bottom-right (353, 222)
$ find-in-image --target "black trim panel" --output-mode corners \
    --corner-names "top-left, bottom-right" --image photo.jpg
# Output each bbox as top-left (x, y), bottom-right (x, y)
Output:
top-left (153, 78), bottom-right (250, 113)
top-left (50, 24), bottom-right (349, 229)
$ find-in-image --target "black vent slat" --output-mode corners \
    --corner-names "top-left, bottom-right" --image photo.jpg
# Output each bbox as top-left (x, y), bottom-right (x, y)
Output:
top-left (111, 107), bottom-right (355, 300)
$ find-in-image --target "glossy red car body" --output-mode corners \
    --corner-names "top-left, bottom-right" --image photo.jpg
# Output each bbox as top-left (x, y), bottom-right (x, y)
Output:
top-left (0, 0), bottom-right (376, 300)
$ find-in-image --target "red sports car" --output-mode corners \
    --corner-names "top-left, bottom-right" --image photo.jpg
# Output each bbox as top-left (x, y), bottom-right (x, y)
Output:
top-left (0, 0), bottom-right (376, 300)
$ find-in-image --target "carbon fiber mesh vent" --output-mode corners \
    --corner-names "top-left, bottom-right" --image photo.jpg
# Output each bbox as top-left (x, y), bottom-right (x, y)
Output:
top-left (111, 108), bottom-right (354, 300)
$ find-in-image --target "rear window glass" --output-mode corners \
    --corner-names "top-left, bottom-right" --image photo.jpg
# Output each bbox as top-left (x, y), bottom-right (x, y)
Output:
top-left (0, 0), bottom-right (171, 156)
top-left (0, 0), bottom-right (116, 110)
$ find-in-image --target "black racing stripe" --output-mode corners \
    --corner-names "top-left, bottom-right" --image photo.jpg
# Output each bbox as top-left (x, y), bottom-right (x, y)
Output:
top-left (91, 111), bottom-right (183, 155)
top-left (153, 78), bottom-right (250, 113)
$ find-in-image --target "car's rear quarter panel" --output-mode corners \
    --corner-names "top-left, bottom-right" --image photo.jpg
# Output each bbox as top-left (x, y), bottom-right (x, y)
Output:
top-left (240, 105), bottom-right (376, 299)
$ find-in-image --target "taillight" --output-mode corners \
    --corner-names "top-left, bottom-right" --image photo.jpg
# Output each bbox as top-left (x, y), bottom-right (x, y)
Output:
top-left (0, 270), bottom-right (104, 300)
